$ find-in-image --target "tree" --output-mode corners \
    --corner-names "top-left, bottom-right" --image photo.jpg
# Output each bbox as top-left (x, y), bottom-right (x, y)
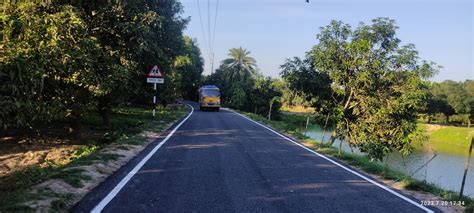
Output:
top-left (204, 48), bottom-right (259, 111)
top-left (173, 36), bottom-right (204, 101)
top-left (1, 0), bottom-right (198, 132)
top-left (65, 0), bottom-right (189, 124)
top-left (425, 95), bottom-right (455, 123)
top-left (464, 80), bottom-right (474, 127)
top-left (221, 47), bottom-right (257, 83)
top-left (310, 18), bottom-right (438, 160)
top-left (280, 56), bottom-right (333, 114)
top-left (1, 3), bottom-right (105, 131)
top-left (251, 77), bottom-right (283, 117)
top-left (431, 81), bottom-right (471, 126)
top-left (82, 0), bottom-right (187, 125)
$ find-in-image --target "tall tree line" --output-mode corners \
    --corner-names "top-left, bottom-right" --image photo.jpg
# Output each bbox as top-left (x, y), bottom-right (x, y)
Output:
top-left (1, 1), bottom-right (204, 130)
top-left (425, 80), bottom-right (474, 126)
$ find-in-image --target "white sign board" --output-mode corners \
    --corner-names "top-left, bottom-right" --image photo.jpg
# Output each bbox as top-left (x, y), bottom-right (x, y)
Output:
top-left (147, 78), bottom-right (164, 84)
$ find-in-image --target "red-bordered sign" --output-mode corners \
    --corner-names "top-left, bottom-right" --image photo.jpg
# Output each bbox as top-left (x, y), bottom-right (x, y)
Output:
top-left (147, 65), bottom-right (163, 78)
top-left (147, 65), bottom-right (164, 84)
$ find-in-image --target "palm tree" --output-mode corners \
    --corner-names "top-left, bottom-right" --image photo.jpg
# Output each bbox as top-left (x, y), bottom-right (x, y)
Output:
top-left (221, 47), bottom-right (257, 82)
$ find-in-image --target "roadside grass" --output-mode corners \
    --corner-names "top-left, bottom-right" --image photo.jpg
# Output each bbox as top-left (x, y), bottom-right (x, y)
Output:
top-left (420, 124), bottom-right (474, 147)
top-left (240, 111), bottom-right (474, 212)
top-left (0, 105), bottom-right (187, 212)
top-left (280, 105), bottom-right (315, 113)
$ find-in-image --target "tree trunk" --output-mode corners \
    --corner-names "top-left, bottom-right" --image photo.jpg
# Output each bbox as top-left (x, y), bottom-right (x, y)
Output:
top-left (446, 115), bottom-right (450, 124)
top-left (98, 98), bottom-right (112, 129)
top-left (68, 103), bottom-right (82, 138)
top-left (331, 89), bottom-right (352, 146)
top-left (161, 99), bottom-right (168, 108)
top-left (321, 114), bottom-right (330, 143)
top-left (338, 139), bottom-right (342, 155)
top-left (345, 120), bottom-right (353, 153)
top-left (304, 116), bottom-right (310, 136)
top-left (268, 101), bottom-right (273, 120)
top-left (100, 108), bottom-right (111, 129)
top-left (328, 130), bottom-right (337, 145)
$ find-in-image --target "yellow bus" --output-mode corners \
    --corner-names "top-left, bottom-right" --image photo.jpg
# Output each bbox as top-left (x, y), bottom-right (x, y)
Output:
top-left (198, 85), bottom-right (221, 111)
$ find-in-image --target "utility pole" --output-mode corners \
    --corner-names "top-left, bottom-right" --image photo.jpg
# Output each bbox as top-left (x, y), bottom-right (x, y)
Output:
top-left (459, 137), bottom-right (473, 198)
top-left (211, 53), bottom-right (215, 74)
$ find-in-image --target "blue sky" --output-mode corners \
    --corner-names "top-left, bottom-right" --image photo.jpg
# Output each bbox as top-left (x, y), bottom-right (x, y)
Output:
top-left (180, 0), bottom-right (473, 82)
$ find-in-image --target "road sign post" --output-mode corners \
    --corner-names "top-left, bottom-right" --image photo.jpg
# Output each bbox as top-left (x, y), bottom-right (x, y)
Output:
top-left (147, 65), bottom-right (164, 120)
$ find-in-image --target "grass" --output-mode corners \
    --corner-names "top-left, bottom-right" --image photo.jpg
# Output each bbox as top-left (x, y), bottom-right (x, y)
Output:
top-left (417, 124), bottom-right (474, 156)
top-left (280, 105), bottom-right (315, 113)
top-left (421, 124), bottom-right (474, 147)
top-left (0, 105), bottom-right (188, 212)
top-left (240, 111), bottom-right (474, 212)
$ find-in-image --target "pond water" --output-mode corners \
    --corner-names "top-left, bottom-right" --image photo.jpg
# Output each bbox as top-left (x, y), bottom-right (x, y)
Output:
top-left (305, 125), bottom-right (474, 198)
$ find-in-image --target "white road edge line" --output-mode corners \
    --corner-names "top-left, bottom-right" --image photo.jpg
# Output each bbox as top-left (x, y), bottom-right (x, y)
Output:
top-left (231, 110), bottom-right (434, 213)
top-left (91, 104), bottom-right (194, 213)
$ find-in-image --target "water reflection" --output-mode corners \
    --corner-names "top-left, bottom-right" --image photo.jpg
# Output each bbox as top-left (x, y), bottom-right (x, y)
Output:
top-left (305, 125), bottom-right (474, 198)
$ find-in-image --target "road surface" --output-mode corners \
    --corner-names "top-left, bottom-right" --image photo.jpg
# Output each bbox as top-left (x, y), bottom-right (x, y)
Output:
top-left (73, 103), bottom-right (436, 213)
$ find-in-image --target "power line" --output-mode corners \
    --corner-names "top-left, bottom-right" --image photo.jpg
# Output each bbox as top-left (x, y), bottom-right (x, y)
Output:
top-left (196, 0), bottom-right (220, 74)
top-left (210, 0), bottom-right (219, 74)
top-left (196, 0), bottom-right (209, 56)
top-left (207, 0), bottom-right (212, 74)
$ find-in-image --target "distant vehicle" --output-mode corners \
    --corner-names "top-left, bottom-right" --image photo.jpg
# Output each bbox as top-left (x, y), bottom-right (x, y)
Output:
top-left (198, 85), bottom-right (221, 111)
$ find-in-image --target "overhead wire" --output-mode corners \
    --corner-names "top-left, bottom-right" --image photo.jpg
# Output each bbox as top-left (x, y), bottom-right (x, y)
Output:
top-left (207, 0), bottom-right (212, 65)
top-left (207, 0), bottom-right (212, 73)
top-left (196, 0), bottom-right (209, 56)
top-left (210, 0), bottom-right (219, 74)
top-left (196, 0), bottom-right (220, 74)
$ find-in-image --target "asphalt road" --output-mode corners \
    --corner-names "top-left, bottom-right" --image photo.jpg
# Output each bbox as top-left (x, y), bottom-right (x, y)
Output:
top-left (73, 103), bottom-right (436, 213)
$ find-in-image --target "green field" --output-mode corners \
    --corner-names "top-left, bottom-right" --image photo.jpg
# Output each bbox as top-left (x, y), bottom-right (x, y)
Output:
top-left (423, 125), bottom-right (473, 146)
top-left (418, 124), bottom-right (474, 156)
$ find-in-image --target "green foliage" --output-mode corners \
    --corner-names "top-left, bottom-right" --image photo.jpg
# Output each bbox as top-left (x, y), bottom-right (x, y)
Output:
top-left (298, 18), bottom-right (440, 161)
top-left (280, 56), bottom-right (333, 113)
top-left (279, 81), bottom-right (311, 108)
top-left (424, 93), bottom-right (455, 123)
top-left (1, 3), bottom-right (102, 128)
top-left (251, 77), bottom-right (283, 117)
top-left (221, 47), bottom-right (257, 82)
top-left (1, 1), bottom-right (200, 130)
top-left (205, 47), bottom-right (283, 116)
top-left (426, 80), bottom-right (473, 125)
top-left (229, 85), bottom-right (247, 109)
top-left (171, 36), bottom-right (204, 101)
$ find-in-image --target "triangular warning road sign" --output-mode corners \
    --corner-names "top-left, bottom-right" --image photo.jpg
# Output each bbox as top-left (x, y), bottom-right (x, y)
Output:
top-left (148, 65), bottom-right (163, 77)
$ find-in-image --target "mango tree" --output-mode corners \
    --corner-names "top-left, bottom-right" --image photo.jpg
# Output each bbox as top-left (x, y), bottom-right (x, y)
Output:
top-left (310, 18), bottom-right (439, 160)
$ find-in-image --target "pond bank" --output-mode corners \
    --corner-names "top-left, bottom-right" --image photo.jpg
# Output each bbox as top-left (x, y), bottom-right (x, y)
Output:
top-left (305, 123), bottom-right (474, 199)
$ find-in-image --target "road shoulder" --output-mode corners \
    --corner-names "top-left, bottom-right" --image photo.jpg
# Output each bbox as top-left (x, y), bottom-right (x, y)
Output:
top-left (22, 105), bottom-right (191, 212)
